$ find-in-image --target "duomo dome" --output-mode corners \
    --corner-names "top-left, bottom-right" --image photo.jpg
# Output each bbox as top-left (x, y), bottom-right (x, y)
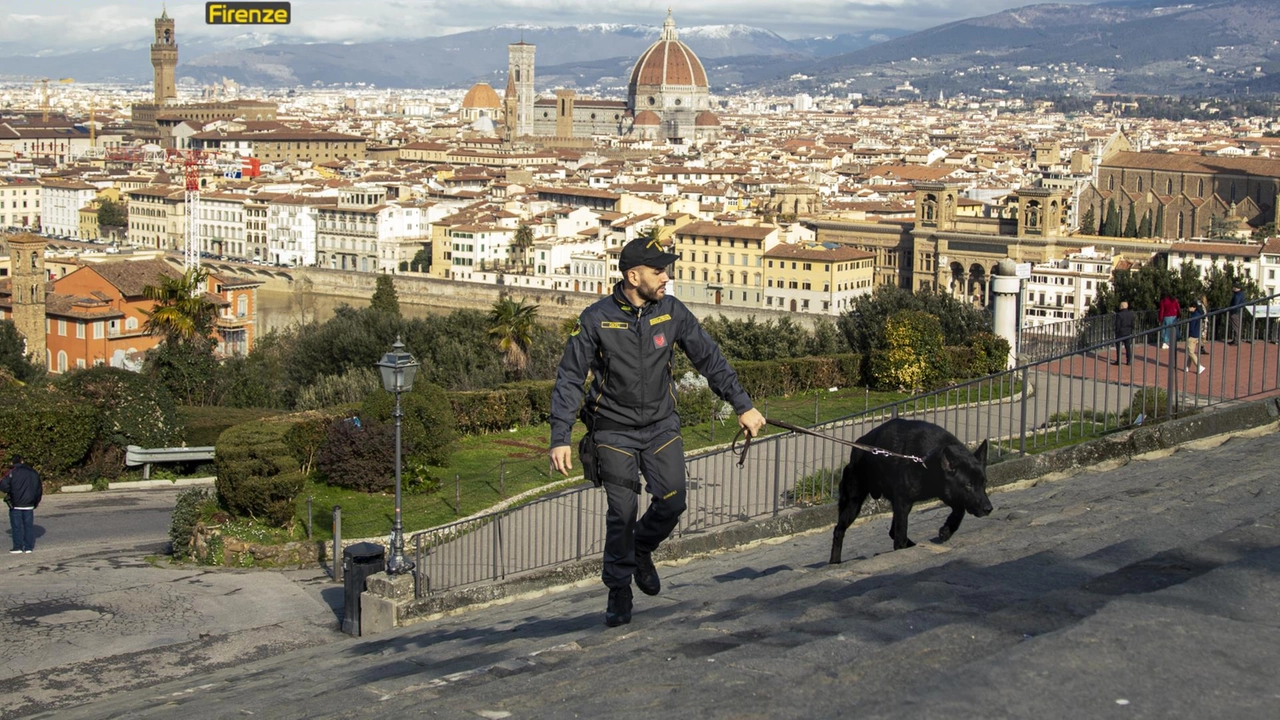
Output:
top-left (626, 10), bottom-right (715, 141)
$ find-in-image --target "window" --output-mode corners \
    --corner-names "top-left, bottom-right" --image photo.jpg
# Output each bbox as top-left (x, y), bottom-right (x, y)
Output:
top-left (58, 319), bottom-right (66, 336)
top-left (93, 321), bottom-right (103, 339)
top-left (76, 322), bottom-right (85, 339)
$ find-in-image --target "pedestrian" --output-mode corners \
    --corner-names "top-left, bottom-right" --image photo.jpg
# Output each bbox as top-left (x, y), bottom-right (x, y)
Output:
top-left (1158, 292), bottom-right (1180, 350)
top-left (0, 455), bottom-right (42, 554)
top-left (1227, 283), bottom-right (1246, 345)
top-left (549, 235), bottom-right (765, 627)
top-left (1112, 301), bottom-right (1136, 365)
top-left (1185, 300), bottom-right (1206, 374)
top-left (1198, 293), bottom-right (1211, 355)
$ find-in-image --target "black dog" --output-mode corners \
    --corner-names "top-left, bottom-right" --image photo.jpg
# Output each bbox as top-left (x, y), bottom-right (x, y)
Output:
top-left (829, 418), bottom-right (993, 564)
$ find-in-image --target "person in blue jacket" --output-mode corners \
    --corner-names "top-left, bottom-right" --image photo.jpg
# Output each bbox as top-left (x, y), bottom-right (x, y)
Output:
top-left (550, 234), bottom-right (765, 627)
top-left (1, 455), bottom-right (42, 553)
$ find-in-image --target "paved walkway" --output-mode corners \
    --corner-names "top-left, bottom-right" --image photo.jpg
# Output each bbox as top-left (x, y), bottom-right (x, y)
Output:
top-left (11, 426), bottom-right (1280, 719)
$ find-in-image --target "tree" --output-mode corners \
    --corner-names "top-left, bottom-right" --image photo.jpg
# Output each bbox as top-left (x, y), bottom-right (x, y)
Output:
top-left (409, 247), bottom-right (431, 272)
top-left (1103, 198), bottom-right (1120, 237)
top-left (512, 225), bottom-right (534, 271)
top-left (839, 285), bottom-right (990, 362)
top-left (1123, 203), bottom-right (1139, 238)
top-left (1079, 205), bottom-right (1096, 236)
top-left (97, 198), bottom-right (127, 228)
top-left (1207, 215), bottom-right (1235, 240)
top-left (1154, 206), bottom-right (1165, 238)
top-left (142, 268), bottom-right (216, 342)
top-left (1251, 221), bottom-right (1277, 242)
top-left (487, 296), bottom-right (539, 377)
top-left (0, 320), bottom-right (43, 383)
top-left (1138, 210), bottom-right (1152, 238)
top-left (370, 274), bottom-right (400, 317)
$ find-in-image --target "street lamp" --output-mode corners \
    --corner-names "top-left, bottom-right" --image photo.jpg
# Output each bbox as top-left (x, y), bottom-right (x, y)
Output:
top-left (376, 336), bottom-right (419, 575)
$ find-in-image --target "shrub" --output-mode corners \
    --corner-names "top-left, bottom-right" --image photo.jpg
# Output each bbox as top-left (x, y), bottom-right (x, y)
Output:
top-left (967, 331), bottom-right (1011, 376)
top-left (283, 413), bottom-right (332, 475)
top-left (361, 380), bottom-right (457, 466)
top-left (869, 310), bottom-right (946, 392)
top-left (169, 487), bottom-right (213, 559)
top-left (58, 366), bottom-right (179, 451)
top-left (295, 367), bottom-right (381, 411)
top-left (942, 345), bottom-right (980, 381)
top-left (1127, 386), bottom-right (1174, 422)
top-left (497, 380), bottom-right (556, 424)
top-left (214, 420), bottom-right (306, 527)
top-left (734, 353), bottom-right (862, 398)
top-left (0, 386), bottom-right (98, 478)
top-left (675, 381), bottom-right (719, 426)
top-left (314, 417), bottom-right (398, 492)
top-left (448, 388), bottom-right (531, 434)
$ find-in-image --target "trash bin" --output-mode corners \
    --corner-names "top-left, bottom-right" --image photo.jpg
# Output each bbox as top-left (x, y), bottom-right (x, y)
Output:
top-left (342, 542), bottom-right (386, 636)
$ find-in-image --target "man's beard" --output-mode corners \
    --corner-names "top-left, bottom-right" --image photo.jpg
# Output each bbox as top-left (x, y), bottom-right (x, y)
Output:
top-left (636, 280), bottom-right (664, 304)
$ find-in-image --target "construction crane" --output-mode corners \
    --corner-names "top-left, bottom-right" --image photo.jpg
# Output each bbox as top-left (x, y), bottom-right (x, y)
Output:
top-left (37, 78), bottom-right (74, 122)
top-left (184, 150), bottom-right (202, 271)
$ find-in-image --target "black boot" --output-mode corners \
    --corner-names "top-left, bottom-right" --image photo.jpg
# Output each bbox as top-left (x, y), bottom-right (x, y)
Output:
top-left (605, 585), bottom-right (632, 627)
top-left (634, 550), bottom-right (661, 596)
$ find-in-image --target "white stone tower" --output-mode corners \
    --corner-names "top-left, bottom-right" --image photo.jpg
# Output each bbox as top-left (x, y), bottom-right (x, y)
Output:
top-left (507, 41), bottom-right (536, 138)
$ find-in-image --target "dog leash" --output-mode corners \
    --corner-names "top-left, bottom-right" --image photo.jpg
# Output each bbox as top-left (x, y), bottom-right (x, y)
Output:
top-left (732, 418), bottom-right (928, 468)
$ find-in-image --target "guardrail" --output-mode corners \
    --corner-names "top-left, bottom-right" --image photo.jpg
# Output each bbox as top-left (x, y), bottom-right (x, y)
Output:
top-left (125, 445), bottom-right (215, 480)
top-left (407, 294), bottom-right (1280, 599)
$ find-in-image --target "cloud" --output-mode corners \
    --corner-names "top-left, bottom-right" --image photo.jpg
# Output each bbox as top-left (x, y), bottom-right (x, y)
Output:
top-left (0, 0), bottom-right (1101, 54)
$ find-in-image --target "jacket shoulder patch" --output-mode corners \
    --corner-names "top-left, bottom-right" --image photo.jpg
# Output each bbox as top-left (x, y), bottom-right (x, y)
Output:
top-left (648, 313), bottom-right (672, 326)
top-left (600, 321), bottom-right (630, 330)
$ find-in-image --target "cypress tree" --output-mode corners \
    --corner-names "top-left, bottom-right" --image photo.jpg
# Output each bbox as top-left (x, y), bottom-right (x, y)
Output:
top-left (1104, 199), bottom-right (1120, 236)
top-left (1138, 210), bottom-right (1152, 238)
top-left (1081, 205), bottom-right (1096, 235)
top-left (1154, 206), bottom-right (1165, 238)
top-left (1124, 203), bottom-right (1139, 237)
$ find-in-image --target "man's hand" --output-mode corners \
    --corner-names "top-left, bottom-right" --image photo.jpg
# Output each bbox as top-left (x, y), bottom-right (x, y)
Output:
top-left (738, 407), bottom-right (766, 438)
top-left (550, 445), bottom-right (573, 477)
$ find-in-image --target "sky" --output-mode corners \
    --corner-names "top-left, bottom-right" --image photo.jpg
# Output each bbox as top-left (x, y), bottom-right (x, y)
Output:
top-left (0, 0), bottom-right (1103, 55)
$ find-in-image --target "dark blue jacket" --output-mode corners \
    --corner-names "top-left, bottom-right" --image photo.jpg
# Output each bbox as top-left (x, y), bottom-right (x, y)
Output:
top-left (550, 282), bottom-right (753, 447)
top-left (1188, 307), bottom-right (1204, 338)
top-left (0, 463), bottom-right (42, 509)
top-left (1231, 289), bottom-right (1246, 309)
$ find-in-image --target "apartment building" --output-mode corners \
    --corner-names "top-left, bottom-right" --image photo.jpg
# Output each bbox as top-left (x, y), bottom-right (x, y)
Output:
top-left (672, 221), bottom-right (780, 309)
top-left (762, 242), bottom-right (876, 314)
top-left (1022, 248), bottom-right (1117, 327)
top-left (127, 186), bottom-right (186, 250)
top-left (40, 179), bottom-right (98, 238)
top-left (197, 191), bottom-right (248, 258)
top-left (0, 177), bottom-right (40, 230)
top-left (266, 194), bottom-right (324, 266)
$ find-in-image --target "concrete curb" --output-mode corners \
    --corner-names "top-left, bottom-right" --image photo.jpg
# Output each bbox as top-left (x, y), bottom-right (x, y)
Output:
top-left (387, 395), bottom-right (1280, 628)
top-left (59, 477), bottom-right (216, 493)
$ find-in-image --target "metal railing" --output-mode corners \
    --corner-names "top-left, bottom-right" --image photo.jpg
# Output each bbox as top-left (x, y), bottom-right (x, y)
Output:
top-left (408, 295), bottom-right (1280, 599)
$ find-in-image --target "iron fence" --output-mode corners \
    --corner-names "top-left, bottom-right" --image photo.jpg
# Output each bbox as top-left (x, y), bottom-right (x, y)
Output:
top-left (408, 295), bottom-right (1280, 599)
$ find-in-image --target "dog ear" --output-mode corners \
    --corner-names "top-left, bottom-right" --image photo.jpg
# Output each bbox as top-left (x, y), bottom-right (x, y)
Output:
top-left (940, 445), bottom-right (955, 474)
top-left (975, 439), bottom-right (989, 468)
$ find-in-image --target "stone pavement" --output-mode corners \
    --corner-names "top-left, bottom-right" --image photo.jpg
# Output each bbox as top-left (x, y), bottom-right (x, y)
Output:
top-left (15, 425), bottom-right (1280, 719)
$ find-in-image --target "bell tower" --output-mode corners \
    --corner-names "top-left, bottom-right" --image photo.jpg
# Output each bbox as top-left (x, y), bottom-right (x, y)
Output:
top-left (151, 8), bottom-right (178, 105)
top-left (914, 182), bottom-right (958, 232)
top-left (8, 233), bottom-right (47, 367)
top-left (507, 41), bottom-right (536, 138)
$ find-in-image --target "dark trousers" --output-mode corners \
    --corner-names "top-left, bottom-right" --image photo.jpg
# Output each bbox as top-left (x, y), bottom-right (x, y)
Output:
top-left (1114, 338), bottom-right (1132, 363)
top-left (9, 508), bottom-right (34, 551)
top-left (1229, 311), bottom-right (1243, 343)
top-left (594, 415), bottom-right (686, 589)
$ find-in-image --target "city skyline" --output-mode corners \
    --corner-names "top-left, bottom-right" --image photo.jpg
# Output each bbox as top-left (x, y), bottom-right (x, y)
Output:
top-left (0, 0), bottom-right (1103, 56)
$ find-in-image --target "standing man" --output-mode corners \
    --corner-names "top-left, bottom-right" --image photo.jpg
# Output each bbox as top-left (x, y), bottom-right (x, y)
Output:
top-left (1228, 283), bottom-right (1246, 345)
top-left (1184, 300), bottom-right (1206, 374)
top-left (1, 455), bottom-right (42, 554)
top-left (1112, 301), bottom-right (1136, 366)
top-left (550, 235), bottom-right (765, 627)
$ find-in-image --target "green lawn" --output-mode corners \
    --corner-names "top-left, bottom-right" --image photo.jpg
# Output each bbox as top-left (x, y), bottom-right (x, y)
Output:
top-left (294, 385), bottom-right (956, 542)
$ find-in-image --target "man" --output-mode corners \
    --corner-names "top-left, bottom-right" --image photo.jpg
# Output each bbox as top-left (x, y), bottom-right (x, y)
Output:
top-left (550, 234), bottom-right (765, 627)
top-left (1227, 283), bottom-right (1246, 345)
top-left (0, 455), bottom-right (42, 554)
top-left (1184, 300), bottom-right (1206, 374)
top-left (1112, 301), bottom-right (1136, 366)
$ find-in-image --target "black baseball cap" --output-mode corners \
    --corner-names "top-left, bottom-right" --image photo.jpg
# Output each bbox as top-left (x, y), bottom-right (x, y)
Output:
top-left (619, 236), bottom-right (678, 273)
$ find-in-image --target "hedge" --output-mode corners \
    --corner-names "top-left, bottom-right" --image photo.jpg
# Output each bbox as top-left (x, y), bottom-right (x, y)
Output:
top-left (0, 387), bottom-right (98, 478)
top-left (733, 353), bottom-right (863, 398)
top-left (446, 380), bottom-right (555, 435)
top-left (214, 420), bottom-right (306, 528)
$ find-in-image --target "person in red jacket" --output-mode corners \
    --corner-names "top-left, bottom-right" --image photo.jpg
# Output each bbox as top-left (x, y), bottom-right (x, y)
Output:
top-left (1158, 293), bottom-right (1180, 350)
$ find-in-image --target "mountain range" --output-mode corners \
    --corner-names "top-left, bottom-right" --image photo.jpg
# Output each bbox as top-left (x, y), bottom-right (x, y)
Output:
top-left (0, 0), bottom-right (1274, 97)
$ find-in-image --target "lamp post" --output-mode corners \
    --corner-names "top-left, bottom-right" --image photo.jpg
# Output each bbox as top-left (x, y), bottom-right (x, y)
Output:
top-left (376, 336), bottom-right (419, 576)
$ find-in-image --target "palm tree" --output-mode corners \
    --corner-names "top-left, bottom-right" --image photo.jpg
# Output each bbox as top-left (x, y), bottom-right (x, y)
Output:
top-left (142, 268), bottom-right (217, 342)
top-left (512, 225), bottom-right (534, 272)
top-left (487, 296), bottom-right (539, 377)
